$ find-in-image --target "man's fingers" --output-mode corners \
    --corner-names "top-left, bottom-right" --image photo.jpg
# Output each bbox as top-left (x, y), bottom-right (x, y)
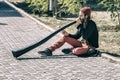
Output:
top-left (76, 18), bottom-right (81, 24)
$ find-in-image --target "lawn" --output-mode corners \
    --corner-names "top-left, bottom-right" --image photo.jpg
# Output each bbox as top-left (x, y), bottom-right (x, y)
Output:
top-left (8, 0), bottom-right (120, 57)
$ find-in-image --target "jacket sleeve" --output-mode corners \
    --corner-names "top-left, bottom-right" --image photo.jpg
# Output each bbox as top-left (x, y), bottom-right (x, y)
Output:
top-left (68, 25), bottom-right (82, 39)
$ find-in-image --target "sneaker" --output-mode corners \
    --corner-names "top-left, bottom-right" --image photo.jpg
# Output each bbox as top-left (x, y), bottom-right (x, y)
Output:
top-left (38, 48), bottom-right (52, 56)
top-left (62, 48), bottom-right (72, 54)
top-left (87, 49), bottom-right (100, 57)
top-left (95, 50), bottom-right (101, 56)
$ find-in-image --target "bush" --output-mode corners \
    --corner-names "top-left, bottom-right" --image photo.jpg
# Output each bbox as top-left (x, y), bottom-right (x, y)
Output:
top-left (99, 0), bottom-right (120, 26)
top-left (24, 0), bottom-right (86, 17)
top-left (26, 0), bottom-right (48, 15)
top-left (56, 0), bottom-right (86, 17)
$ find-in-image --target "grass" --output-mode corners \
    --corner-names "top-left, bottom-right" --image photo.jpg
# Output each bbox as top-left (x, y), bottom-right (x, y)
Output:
top-left (8, 0), bottom-right (120, 57)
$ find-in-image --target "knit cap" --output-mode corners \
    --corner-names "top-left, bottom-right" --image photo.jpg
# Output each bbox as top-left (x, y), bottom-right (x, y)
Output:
top-left (80, 7), bottom-right (91, 17)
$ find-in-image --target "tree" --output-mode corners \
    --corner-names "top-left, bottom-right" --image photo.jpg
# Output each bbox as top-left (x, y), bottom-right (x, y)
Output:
top-left (99, 0), bottom-right (120, 26)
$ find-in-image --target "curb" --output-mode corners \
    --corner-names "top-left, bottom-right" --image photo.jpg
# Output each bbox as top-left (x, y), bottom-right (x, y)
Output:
top-left (4, 0), bottom-right (120, 63)
top-left (100, 52), bottom-right (120, 63)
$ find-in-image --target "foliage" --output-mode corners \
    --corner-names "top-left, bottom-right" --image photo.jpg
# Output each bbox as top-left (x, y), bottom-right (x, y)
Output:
top-left (25, 0), bottom-right (32, 3)
top-left (24, 0), bottom-right (86, 17)
top-left (25, 0), bottom-right (48, 15)
top-left (56, 0), bottom-right (86, 17)
top-left (99, 0), bottom-right (120, 26)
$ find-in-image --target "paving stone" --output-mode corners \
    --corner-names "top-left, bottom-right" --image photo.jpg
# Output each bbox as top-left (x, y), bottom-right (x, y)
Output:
top-left (0, 1), bottom-right (120, 80)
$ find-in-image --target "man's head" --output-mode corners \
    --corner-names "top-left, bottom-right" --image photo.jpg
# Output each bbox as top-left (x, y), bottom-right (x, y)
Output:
top-left (79, 7), bottom-right (91, 23)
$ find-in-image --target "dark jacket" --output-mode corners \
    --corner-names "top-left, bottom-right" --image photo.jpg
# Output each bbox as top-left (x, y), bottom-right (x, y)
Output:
top-left (69, 20), bottom-right (99, 48)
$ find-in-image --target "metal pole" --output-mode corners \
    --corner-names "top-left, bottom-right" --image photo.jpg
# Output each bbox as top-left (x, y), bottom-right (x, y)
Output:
top-left (49, 0), bottom-right (53, 11)
top-left (48, 0), bottom-right (53, 16)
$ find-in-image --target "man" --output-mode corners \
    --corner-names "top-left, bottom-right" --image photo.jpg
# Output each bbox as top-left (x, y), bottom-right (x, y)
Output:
top-left (38, 6), bottom-right (99, 56)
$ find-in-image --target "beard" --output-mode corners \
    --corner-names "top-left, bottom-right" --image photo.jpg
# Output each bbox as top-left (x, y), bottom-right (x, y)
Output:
top-left (80, 18), bottom-right (85, 23)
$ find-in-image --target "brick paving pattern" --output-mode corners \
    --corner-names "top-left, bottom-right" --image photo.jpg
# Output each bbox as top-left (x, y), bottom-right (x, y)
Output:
top-left (0, 1), bottom-right (120, 80)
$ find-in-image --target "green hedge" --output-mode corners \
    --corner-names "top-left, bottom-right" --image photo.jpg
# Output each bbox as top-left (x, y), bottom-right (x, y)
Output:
top-left (25, 0), bottom-right (86, 16)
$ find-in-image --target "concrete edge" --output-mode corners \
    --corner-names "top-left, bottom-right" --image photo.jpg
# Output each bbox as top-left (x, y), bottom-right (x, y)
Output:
top-left (4, 0), bottom-right (120, 63)
top-left (100, 52), bottom-right (120, 63)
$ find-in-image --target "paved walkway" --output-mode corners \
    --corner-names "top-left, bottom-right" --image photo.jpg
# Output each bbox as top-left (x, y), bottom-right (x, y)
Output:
top-left (0, 0), bottom-right (120, 80)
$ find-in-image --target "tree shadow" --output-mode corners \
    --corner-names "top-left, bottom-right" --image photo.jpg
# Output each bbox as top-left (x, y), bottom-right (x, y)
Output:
top-left (11, 1), bottom-right (33, 14)
top-left (0, 23), bottom-right (7, 25)
top-left (0, 1), bottom-right (22, 17)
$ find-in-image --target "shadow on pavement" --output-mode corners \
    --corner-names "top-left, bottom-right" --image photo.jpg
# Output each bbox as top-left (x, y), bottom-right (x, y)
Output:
top-left (0, 1), bottom-right (22, 17)
top-left (16, 54), bottom-right (78, 60)
top-left (0, 23), bottom-right (7, 25)
top-left (16, 54), bottom-right (99, 60)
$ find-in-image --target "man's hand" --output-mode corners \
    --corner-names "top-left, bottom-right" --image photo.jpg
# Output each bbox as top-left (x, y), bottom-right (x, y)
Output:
top-left (58, 26), bottom-right (69, 36)
top-left (76, 17), bottom-right (81, 24)
top-left (61, 30), bottom-right (69, 36)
